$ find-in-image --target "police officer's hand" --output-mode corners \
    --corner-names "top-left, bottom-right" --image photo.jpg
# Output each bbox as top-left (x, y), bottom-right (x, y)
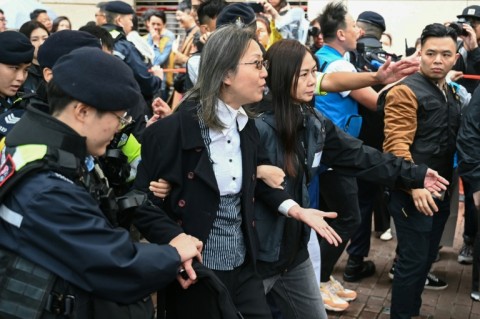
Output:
top-left (170, 233), bottom-right (203, 289)
top-left (149, 178), bottom-right (172, 198)
top-left (412, 188), bottom-right (438, 216)
top-left (287, 205), bottom-right (342, 246)
top-left (169, 233), bottom-right (203, 262)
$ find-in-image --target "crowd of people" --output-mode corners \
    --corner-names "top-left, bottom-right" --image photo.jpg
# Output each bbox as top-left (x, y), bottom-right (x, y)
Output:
top-left (0, 1), bottom-right (479, 319)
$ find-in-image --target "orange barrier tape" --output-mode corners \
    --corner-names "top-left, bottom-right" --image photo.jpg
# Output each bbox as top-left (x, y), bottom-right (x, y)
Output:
top-left (161, 68), bottom-right (186, 74)
top-left (463, 74), bottom-right (480, 80)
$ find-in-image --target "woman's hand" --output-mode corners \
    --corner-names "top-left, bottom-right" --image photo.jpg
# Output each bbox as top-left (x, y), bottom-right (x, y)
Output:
top-left (149, 178), bottom-right (172, 199)
top-left (257, 164), bottom-right (286, 189)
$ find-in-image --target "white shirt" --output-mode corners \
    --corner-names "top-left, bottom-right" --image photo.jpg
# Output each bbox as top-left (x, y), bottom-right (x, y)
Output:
top-left (209, 100), bottom-right (248, 196)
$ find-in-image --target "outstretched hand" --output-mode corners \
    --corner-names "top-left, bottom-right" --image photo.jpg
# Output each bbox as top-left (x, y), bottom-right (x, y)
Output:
top-left (375, 55), bottom-right (420, 84)
top-left (287, 205), bottom-right (342, 246)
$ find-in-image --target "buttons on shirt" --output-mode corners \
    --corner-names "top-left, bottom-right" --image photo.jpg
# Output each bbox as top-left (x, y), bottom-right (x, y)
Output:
top-left (187, 172), bottom-right (195, 179)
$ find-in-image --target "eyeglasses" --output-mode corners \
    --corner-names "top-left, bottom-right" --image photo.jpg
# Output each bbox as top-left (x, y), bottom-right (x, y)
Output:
top-left (239, 60), bottom-right (269, 70)
top-left (111, 112), bottom-right (133, 129)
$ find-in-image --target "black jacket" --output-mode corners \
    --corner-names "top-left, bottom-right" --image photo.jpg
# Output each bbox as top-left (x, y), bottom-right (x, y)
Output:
top-left (458, 86), bottom-right (480, 193)
top-left (134, 100), bottom-right (291, 261)
top-left (253, 102), bottom-right (429, 277)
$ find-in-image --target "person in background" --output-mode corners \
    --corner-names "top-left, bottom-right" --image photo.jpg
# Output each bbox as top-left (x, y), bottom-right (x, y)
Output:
top-left (30, 8), bottom-right (52, 32)
top-left (256, 14), bottom-right (271, 49)
top-left (183, 0), bottom-right (226, 92)
top-left (0, 9), bottom-right (6, 32)
top-left (0, 31), bottom-right (34, 140)
top-left (457, 73), bottom-right (480, 302)
top-left (79, 24), bottom-right (115, 53)
top-left (19, 21), bottom-right (49, 95)
top-left (383, 23), bottom-right (460, 319)
top-left (143, 9), bottom-right (175, 67)
top-left (452, 5), bottom-right (480, 267)
top-left (311, 3), bottom-right (385, 311)
top-left (102, 0), bottom-right (162, 102)
top-left (95, 2), bottom-right (108, 26)
top-left (309, 14), bottom-right (323, 53)
top-left (52, 16), bottom-right (72, 32)
top-left (381, 32), bottom-right (393, 49)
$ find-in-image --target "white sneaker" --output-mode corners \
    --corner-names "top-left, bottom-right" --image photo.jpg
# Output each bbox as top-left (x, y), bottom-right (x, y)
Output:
top-left (380, 228), bottom-right (393, 241)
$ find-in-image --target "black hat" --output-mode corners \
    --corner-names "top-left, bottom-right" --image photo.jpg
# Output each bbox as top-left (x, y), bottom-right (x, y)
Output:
top-left (104, 1), bottom-right (135, 14)
top-left (357, 11), bottom-right (386, 32)
top-left (0, 31), bottom-right (34, 65)
top-left (38, 30), bottom-right (102, 69)
top-left (216, 3), bottom-right (256, 28)
top-left (52, 47), bottom-right (141, 112)
top-left (457, 5), bottom-right (480, 20)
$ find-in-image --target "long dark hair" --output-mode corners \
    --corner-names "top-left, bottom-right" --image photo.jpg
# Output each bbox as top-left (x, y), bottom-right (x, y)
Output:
top-left (265, 39), bottom-right (317, 177)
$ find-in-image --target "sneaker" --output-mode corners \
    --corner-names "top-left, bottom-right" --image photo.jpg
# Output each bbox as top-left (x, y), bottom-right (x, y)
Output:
top-left (458, 243), bottom-right (474, 264)
top-left (328, 276), bottom-right (357, 301)
top-left (388, 260), bottom-right (396, 280)
top-left (320, 280), bottom-right (349, 312)
top-left (424, 272), bottom-right (448, 290)
top-left (380, 228), bottom-right (393, 241)
top-left (471, 291), bottom-right (480, 301)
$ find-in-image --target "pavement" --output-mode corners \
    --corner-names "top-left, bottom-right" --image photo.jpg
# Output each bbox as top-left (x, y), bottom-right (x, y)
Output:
top-left (326, 202), bottom-right (480, 319)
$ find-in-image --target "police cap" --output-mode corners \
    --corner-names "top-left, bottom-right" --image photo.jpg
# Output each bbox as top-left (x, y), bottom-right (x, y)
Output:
top-left (52, 47), bottom-right (141, 112)
top-left (38, 30), bottom-right (102, 69)
top-left (104, 1), bottom-right (135, 14)
top-left (0, 31), bottom-right (34, 65)
top-left (216, 3), bottom-right (256, 28)
top-left (357, 11), bottom-right (386, 32)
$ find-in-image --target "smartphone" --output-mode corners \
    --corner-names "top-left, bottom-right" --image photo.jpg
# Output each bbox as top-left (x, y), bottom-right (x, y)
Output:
top-left (248, 2), bottom-right (264, 13)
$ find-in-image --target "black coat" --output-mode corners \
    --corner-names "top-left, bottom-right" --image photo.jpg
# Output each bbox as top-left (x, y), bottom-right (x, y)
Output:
top-left (134, 101), bottom-right (290, 263)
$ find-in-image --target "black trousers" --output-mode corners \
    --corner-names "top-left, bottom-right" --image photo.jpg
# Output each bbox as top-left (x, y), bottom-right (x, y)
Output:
top-left (317, 171), bottom-right (361, 282)
top-left (389, 190), bottom-right (450, 319)
top-left (347, 179), bottom-right (390, 258)
top-left (165, 261), bottom-right (272, 319)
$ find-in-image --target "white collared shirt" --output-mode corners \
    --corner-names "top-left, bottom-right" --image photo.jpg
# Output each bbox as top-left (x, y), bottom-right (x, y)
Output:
top-left (208, 100), bottom-right (248, 196)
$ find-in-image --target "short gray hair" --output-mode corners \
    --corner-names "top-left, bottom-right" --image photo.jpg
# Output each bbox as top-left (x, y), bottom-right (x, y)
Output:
top-left (185, 24), bottom-right (256, 130)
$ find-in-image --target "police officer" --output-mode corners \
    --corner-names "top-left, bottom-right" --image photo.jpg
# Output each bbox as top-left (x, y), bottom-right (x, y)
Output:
top-left (0, 31), bottom-right (34, 140)
top-left (0, 47), bottom-right (202, 319)
top-left (101, 0), bottom-right (163, 101)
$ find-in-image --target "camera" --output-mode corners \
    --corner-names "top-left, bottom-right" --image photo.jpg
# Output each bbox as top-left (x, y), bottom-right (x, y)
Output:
top-left (449, 20), bottom-right (471, 37)
top-left (308, 26), bottom-right (321, 37)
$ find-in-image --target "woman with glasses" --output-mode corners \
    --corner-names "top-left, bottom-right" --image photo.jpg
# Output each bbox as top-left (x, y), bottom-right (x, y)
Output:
top-left (134, 25), bottom-right (342, 318)
top-left (253, 39), bottom-right (449, 319)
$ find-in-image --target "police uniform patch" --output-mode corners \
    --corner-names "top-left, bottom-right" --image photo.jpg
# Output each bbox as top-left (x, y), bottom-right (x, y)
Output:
top-left (0, 154), bottom-right (15, 187)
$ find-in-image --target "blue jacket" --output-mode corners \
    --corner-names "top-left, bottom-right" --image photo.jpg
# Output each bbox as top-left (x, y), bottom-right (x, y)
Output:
top-left (315, 45), bottom-right (361, 137)
top-left (104, 24), bottom-right (162, 100)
